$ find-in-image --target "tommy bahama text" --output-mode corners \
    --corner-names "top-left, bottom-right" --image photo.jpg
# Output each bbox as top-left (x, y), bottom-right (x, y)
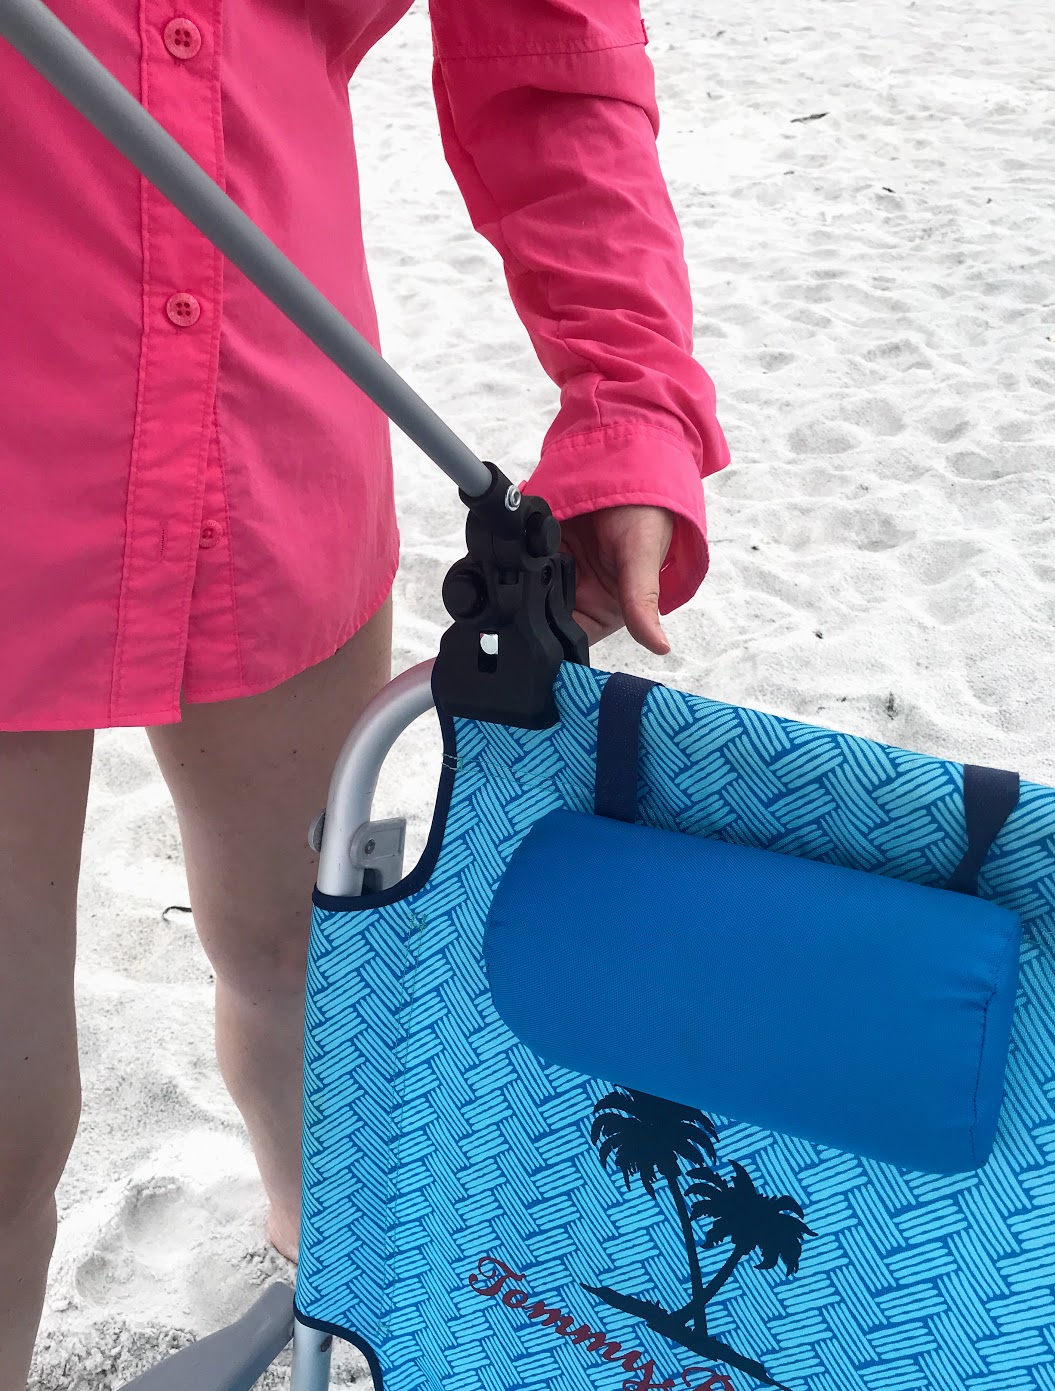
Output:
top-left (469, 1256), bottom-right (734, 1391)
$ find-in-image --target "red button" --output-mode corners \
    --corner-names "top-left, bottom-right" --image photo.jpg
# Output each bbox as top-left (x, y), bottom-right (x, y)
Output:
top-left (199, 519), bottom-right (224, 549)
top-left (166, 292), bottom-right (201, 327)
top-left (163, 18), bottom-right (202, 60)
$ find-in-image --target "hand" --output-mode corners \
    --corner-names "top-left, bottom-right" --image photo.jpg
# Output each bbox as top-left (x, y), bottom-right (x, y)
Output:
top-left (557, 505), bottom-right (675, 656)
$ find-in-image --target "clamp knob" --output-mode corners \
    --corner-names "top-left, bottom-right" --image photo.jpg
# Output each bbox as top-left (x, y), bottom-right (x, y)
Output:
top-left (443, 564), bottom-right (488, 620)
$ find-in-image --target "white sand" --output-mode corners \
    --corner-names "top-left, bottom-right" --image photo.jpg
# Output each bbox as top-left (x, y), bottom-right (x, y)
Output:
top-left (30, 0), bottom-right (1054, 1384)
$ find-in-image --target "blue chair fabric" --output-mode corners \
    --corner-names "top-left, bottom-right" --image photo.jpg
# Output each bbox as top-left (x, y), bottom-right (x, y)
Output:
top-left (297, 661), bottom-right (1055, 1391)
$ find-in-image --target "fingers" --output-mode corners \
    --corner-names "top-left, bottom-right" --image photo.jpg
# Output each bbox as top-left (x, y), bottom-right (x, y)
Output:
top-left (573, 609), bottom-right (617, 647)
top-left (560, 508), bottom-right (674, 656)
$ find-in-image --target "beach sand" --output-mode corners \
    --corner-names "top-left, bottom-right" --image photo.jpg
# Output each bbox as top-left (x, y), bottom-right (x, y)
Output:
top-left (29, 0), bottom-right (1054, 1384)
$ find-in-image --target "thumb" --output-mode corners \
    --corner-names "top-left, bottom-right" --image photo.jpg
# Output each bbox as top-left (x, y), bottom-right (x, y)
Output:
top-left (617, 540), bottom-right (670, 656)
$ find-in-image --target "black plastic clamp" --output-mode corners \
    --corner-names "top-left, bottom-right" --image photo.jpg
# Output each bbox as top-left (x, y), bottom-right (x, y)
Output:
top-left (431, 462), bottom-right (590, 729)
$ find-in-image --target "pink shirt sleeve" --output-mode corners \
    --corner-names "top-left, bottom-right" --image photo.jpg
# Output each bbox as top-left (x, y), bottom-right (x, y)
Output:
top-left (428, 0), bottom-right (730, 614)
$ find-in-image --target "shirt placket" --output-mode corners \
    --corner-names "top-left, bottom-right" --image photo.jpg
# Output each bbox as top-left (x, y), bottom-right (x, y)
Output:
top-left (111, 1), bottom-right (225, 724)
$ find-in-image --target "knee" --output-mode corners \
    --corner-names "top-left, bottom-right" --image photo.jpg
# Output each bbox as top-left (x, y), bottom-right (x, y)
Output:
top-left (0, 1073), bottom-right (81, 1230)
top-left (204, 909), bottom-right (312, 999)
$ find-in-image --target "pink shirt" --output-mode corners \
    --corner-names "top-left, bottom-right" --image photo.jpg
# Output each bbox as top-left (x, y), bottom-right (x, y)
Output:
top-left (0, 0), bottom-right (729, 732)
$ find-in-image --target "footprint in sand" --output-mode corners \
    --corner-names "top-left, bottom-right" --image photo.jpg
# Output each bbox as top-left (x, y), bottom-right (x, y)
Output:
top-left (782, 304), bottom-right (833, 331)
top-left (755, 349), bottom-right (796, 373)
top-left (74, 1176), bottom-right (199, 1307)
top-left (819, 502), bottom-right (914, 554)
top-left (71, 1167), bottom-right (294, 1330)
top-left (1027, 357), bottom-right (1055, 395)
top-left (903, 537), bottom-right (985, 586)
top-left (59, 1161), bottom-right (383, 1384)
top-left (993, 417), bottom-right (1038, 442)
top-left (947, 448), bottom-right (1025, 481)
top-left (64, 1165), bottom-right (365, 1391)
top-left (838, 396), bottom-right (906, 438)
top-left (925, 577), bottom-right (984, 626)
top-left (921, 407), bottom-right (971, 443)
top-left (862, 337), bottom-right (934, 371)
top-left (787, 420), bottom-right (863, 455)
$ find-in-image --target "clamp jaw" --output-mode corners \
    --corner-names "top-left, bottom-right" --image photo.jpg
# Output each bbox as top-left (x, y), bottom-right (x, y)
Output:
top-left (431, 462), bottom-right (591, 729)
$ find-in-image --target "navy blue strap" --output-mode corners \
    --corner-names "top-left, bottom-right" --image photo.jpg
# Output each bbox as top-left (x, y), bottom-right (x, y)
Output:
top-left (945, 764), bottom-right (1020, 896)
top-left (596, 678), bottom-right (1019, 892)
top-left (594, 673), bottom-right (658, 823)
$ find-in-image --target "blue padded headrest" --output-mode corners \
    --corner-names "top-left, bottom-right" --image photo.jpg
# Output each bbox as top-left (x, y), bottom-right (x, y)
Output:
top-left (484, 806), bottom-right (1022, 1175)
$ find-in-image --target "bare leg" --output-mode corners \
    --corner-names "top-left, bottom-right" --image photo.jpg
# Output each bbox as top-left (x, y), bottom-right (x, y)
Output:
top-left (147, 594), bottom-right (393, 1259)
top-left (0, 730), bottom-right (93, 1391)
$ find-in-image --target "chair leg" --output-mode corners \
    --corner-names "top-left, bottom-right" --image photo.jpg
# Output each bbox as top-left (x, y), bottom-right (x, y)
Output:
top-left (289, 1316), bottom-right (333, 1391)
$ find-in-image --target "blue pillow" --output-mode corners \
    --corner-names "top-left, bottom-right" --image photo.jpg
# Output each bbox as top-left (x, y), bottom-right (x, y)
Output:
top-left (484, 808), bottom-right (1022, 1174)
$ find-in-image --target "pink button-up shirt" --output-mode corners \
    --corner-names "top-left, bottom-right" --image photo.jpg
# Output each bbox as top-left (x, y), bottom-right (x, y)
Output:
top-left (0, 0), bottom-right (729, 732)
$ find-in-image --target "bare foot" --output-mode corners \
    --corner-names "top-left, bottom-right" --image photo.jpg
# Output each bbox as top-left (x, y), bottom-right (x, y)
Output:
top-left (266, 1208), bottom-right (300, 1264)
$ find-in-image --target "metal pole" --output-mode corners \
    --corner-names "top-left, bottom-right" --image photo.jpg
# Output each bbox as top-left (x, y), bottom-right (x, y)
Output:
top-left (290, 1318), bottom-right (334, 1391)
top-left (0, 0), bottom-right (492, 500)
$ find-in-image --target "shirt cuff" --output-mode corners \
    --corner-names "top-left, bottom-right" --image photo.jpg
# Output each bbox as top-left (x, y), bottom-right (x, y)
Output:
top-left (519, 420), bottom-right (711, 616)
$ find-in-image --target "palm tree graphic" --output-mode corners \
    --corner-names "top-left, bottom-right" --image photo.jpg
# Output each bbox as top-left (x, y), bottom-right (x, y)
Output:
top-left (590, 1087), bottom-right (718, 1322)
top-left (581, 1087), bottom-right (813, 1390)
top-left (682, 1163), bottom-right (814, 1319)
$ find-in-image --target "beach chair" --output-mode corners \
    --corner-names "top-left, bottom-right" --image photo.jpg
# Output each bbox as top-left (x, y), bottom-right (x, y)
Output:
top-left (119, 649), bottom-right (1055, 1391)
top-left (5, 4), bottom-right (1055, 1389)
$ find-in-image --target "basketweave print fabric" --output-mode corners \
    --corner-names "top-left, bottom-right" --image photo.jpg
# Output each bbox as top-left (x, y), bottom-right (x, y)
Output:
top-left (296, 660), bottom-right (1055, 1391)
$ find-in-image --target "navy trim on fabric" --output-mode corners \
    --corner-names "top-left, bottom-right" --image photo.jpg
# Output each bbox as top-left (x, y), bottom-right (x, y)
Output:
top-left (292, 1304), bottom-right (385, 1389)
top-left (593, 672), bottom-right (659, 822)
top-left (945, 764), bottom-right (1021, 896)
top-left (311, 678), bottom-right (459, 913)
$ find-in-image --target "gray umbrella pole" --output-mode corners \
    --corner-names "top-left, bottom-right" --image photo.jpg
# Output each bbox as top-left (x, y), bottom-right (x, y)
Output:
top-left (0, 0), bottom-right (492, 500)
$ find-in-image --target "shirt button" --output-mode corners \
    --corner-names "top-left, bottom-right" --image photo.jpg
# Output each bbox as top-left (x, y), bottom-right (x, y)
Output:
top-left (163, 18), bottom-right (202, 60)
top-left (199, 519), bottom-right (224, 549)
top-left (166, 292), bottom-right (201, 327)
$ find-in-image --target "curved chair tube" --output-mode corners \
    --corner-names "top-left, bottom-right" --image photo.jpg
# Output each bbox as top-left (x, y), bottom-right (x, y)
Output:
top-left (316, 660), bottom-right (438, 897)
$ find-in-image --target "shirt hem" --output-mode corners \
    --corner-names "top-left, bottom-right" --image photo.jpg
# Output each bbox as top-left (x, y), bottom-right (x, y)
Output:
top-left (0, 556), bottom-right (399, 734)
top-left (180, 557), bottom-right (398, 709)
top-left (0, 708), bottom-right (182, 734)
